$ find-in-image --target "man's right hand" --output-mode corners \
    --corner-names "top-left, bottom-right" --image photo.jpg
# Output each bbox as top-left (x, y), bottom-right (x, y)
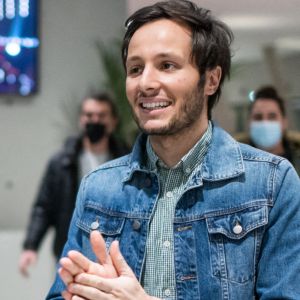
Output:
top-left (59, 230), bottom-right (119, 299)
top-left (59, 231), bottom-right (158, 300)
top-left (18, 250), bottom-right (38, 277)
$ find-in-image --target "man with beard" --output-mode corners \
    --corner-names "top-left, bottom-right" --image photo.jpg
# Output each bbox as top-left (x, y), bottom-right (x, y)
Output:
top-left (19, 93), bottom-right (129, 277)
top-left (47, 1), bottom-right (300, 299)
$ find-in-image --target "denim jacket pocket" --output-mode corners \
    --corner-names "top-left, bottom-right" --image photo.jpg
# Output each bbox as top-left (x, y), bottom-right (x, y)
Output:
top-left (206, 205), bottom-right (268, 284)
top-left (76, 203), bottom-right (125, 250)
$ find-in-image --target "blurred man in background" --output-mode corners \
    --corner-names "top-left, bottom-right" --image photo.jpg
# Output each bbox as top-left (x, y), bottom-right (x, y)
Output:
top-left (237, 86), bottom-right (300, 174)
top-left (18, 92), bottom-right (129, 277)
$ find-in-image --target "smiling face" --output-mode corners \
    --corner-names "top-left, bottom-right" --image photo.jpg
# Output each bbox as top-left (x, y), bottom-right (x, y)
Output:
top-left (125, 19), bottom-right (208, 136)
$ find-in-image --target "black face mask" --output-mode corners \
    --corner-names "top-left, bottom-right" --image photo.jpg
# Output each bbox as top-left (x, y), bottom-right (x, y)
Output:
top-left (85, 123), bottom-right (106, 144)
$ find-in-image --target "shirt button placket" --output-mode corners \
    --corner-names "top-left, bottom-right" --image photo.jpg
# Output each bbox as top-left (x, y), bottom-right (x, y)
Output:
top-left (163, 240), bottom-right (171, 248)
top-left (164, 288), bottom-right (171, 297)
top-left (166, 191), bottom-right (173, 198)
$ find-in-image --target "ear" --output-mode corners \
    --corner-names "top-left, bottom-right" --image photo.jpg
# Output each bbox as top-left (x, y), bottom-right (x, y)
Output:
top-left (204, 66), bottom-right (222, 96)
top-left (106, 116), bottom-right (119, 135)
top-left (78, 115), bottom-right (84, 130)
top-left (111, 117), bottom-right (118, 132)
top-left (282, 117), bottom-right (288, 132)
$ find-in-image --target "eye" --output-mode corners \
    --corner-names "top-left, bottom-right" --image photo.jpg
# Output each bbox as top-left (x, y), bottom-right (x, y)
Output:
top-left (161, 62), bottom-right (176, 71)
top-left (268, 112), bottom-right (279, 120)
top-left (127, 65), bottom-right (143, 76)
top-left (252, 113), bottom-right (263, 121)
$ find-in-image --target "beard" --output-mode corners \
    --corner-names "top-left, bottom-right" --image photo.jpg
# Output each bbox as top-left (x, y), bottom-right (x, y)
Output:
top-left (132, 82), bottom-right (205, 136)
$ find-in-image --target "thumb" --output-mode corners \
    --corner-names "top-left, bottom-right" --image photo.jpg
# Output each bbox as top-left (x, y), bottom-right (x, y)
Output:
top-left (110, 241), bottom-right (135, 277)
top-left (90, 230), bottom-right (112, 265)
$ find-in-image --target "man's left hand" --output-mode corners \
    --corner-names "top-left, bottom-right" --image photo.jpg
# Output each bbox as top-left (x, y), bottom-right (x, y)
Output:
top-left (66, 239), bottom-right (158, 300)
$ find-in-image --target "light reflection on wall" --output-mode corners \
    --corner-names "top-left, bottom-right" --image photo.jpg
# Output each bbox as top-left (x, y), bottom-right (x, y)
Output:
top-left (0, 0), bottom-right (38, 96)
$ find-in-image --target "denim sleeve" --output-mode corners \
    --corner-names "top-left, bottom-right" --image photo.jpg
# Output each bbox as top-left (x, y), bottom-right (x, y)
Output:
top-left (45, 176), bottom-right (87, 300)
top-left (256, 159), bottom-right (300, 299)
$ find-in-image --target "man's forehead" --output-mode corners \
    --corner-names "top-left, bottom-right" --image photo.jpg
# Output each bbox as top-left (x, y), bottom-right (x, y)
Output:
top-left (82, 100), bottom-right (110, 111)
top-left (129, 18), bottom-right (191, 42)
top-left (126, 19), bottom-right (192, 58)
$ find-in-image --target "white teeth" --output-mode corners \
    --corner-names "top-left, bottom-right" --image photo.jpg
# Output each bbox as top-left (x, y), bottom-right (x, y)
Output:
top-left (142, 102), bottom-right (169, 109)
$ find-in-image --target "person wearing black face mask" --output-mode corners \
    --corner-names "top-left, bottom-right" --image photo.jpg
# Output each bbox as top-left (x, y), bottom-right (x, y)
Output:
top-left (85, 122), bottom-right (106, 144)
top-left (19, 93), bottom-right (130, 277)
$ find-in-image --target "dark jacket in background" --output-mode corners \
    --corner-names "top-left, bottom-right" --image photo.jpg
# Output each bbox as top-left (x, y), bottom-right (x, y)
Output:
top-left (22, 135), bottom-right (130, 259)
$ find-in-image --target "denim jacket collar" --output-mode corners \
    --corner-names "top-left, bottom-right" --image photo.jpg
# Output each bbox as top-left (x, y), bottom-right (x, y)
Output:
top-left (201, 124), bottom-right (245, 181)
top-left (123, 123), bottom-right (245, 183)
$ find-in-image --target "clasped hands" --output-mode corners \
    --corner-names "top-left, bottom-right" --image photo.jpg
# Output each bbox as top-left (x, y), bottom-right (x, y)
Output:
top-left (59, 231), bottom-right (157, 300)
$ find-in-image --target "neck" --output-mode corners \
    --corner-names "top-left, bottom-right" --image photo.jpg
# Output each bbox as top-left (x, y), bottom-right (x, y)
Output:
top-left (265, 140), bottom-right (285, 156)
top-left (83, 136), bottom-right (110, 154)
top-left (149, 120), bottom-right (209, 168)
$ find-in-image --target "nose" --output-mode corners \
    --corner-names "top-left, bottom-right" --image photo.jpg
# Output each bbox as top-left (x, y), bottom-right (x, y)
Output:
top-left (91, 115), bottom-right (101, 123)
top-left (138, 66), bottom-right (160, 95)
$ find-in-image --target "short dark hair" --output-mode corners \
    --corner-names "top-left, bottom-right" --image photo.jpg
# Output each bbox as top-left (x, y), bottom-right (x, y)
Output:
top-left (122, 0), bottom-right (233, 119)
top-left (81, 92), bottom-right (118, 119)
top-left (251, 86), bottom-right (286, 116)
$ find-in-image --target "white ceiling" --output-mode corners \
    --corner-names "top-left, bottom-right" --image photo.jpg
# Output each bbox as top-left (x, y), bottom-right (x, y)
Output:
top-left (126, 0), bottom-right (300, 63)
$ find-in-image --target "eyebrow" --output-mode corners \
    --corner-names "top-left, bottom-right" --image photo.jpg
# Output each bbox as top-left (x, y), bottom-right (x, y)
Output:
top-left (126, 52), bottom-right (183, 65)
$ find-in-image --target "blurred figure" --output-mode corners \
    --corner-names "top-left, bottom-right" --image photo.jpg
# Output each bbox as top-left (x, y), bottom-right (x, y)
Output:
top-left (18, 92), bottom-right (129, 277)
top-left (238, 86), bottom-right (300, 174)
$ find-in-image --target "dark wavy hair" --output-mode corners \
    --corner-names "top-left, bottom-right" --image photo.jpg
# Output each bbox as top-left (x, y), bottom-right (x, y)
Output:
top-left (81, 92), bottom-right (118, 119)
top-left (252, 86), bottom-right (286, 116)
top-left (122, 0), bottom-right (233, 119)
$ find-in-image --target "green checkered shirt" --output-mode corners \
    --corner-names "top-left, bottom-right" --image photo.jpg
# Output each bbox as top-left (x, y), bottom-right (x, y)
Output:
top-left (142, 122), bottom-right (212, 300)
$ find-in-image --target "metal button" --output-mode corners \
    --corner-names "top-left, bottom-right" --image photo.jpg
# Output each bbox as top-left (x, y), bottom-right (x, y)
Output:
top-left (164, 289), bottom-right (171, 297)
top-left (132, 220), bottom-right (141, 230)
top-left (91, 221), bottom-right (99, 230)
top-left (233, 223), bottom-right (243, 234)
top-left (166, 191), bottom-right (173, 198)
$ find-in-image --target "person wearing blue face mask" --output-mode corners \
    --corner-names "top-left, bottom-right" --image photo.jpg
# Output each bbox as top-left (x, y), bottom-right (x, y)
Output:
top-left (239, 86), bottom-right (300, 174)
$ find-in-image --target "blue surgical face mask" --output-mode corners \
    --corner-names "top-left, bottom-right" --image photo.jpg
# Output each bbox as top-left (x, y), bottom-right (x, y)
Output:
top-left (250, 121), bottom-right (282, 149)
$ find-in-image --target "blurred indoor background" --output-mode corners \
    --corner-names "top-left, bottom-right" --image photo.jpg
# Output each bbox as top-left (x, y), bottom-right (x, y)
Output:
top-left (0, 0), bottom-right (299, 298)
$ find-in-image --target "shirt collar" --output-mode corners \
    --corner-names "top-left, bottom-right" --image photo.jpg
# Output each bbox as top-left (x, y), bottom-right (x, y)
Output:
top-left (122, 122), bottom-right (244, 183)
top-left (146, 121), bottom-right (212, 173)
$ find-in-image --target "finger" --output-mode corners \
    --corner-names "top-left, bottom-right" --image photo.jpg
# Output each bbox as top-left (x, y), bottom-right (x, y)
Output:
top-left (90, 231), bottom-right (111, 265)
top-left (19, 256), bottom-right (34, 277)
top-left (110, 241), bottom-right (135, 277)
top-left (71, 296), bottom-right (86, 300)
top-left (68, 250), bottom-right (93, 272)
top-left (61, 290), bottom-right (72, 300)
top-left (58, 267), bottom-right (73, 286)
top-left (68, 282), bottom-right (109, 300)
top-left (19, 262), bottom-right (29, 277)
top-left (75, 273), bottom-right (112, 293)
top-left (60, 257), bottom-right (84, 276)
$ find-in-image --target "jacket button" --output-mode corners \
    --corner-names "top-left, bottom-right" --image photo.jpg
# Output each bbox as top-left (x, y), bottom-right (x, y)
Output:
top-left (132, 220), bottom-right (141, 230)
top-left (91, 221), bottom-right (99, 230)
top-left (233, 223), bottom-right (243, 234)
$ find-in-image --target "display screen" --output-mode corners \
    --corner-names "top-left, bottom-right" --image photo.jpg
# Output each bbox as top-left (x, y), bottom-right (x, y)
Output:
top-left (0, 0), bottom-right (39, 96)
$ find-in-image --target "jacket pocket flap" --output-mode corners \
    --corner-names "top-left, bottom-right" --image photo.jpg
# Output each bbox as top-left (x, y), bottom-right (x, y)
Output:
top-left (206, 205), bottom-right (268, 239)
top-left (76, 205), bottom-right (125, 236)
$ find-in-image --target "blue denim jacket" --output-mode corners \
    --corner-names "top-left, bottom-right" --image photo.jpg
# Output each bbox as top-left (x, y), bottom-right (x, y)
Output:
top-left (47, 125), bottom-right (300, 300)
